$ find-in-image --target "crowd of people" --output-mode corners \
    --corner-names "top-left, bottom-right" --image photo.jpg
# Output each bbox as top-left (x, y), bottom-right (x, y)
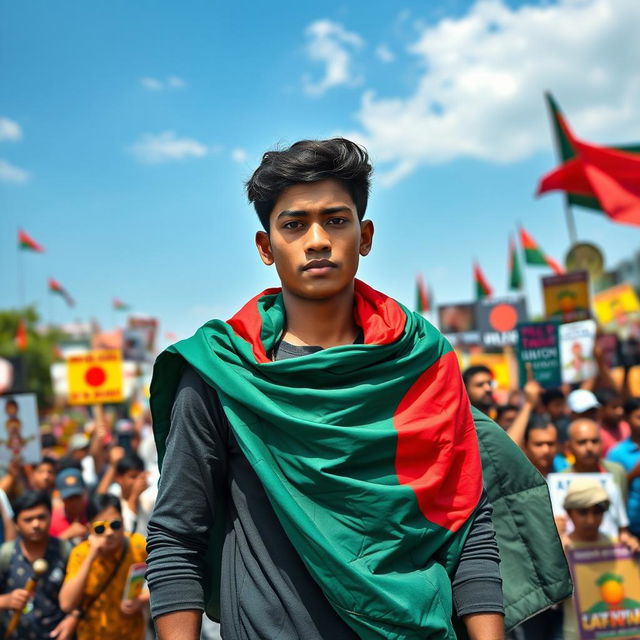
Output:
top-left (463, 351), bottom-right (640, 640)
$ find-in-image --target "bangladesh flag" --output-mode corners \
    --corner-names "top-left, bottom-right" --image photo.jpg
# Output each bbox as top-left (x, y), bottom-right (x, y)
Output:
top-left (15, 319), bottom-right (27, 351)
top-left (537, 92), bottom-right (640, 226)
top-left (474, 261), bottom-right (493, 300)
top-left (151, 280), bottom-right (483, 638)
top-left (18, 229), bottom-right (44, 253)
top-left (48, 278), bottom-right (75, 307)
top-left (508, 235), bottom-right (523, 291)
top-left (113, 298), bottom-right (131, 311)
top-left (519, 227), bottom-right (564, 274)
top-left (415, 274), bottom-right (430, 313)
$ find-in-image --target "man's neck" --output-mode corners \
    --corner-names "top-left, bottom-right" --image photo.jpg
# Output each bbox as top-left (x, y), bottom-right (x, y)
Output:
top-left (281, 285), bottom-right (358, 349)
top-left (20, 538), bottom-right (48, 563)
top-left (573, 461), bottom-right (601, 473)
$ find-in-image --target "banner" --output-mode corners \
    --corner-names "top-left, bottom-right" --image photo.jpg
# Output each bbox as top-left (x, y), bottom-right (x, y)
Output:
top-left (66, 350), bottom-right (124, 405)
top-left (438, 303), bottom-right (479, 347)
top-left (474, 296), bottom-right (528, 348)
top-left (543, 271), bottom-right (591, 323)
top-left (560, 319), bottom-right (598, 384)
top-left (517, 322), bottom-right (561, 388)
top-left (568, 544), bottom-right (640, 640)
top-left (0, 394), bottom-right (40, 469)
top-left (593, 283), bottom-right (640, 331)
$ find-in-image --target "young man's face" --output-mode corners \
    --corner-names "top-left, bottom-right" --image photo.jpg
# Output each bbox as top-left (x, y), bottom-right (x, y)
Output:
top-left (16, 505), bottom-right (51, 544)
top-left (32, 463), bottom-right (56, 492)
top-left (116, 469), bottom-right (144, 500)
top-left (524, 425), bottom-right (558, 476)
top-left (255, 180), bottom-right (373, 301)
top-left (567, 504), bottom-right (605, 541)
top-left (546, 398), bottom-right (567, 421)
top-left (601, 398), bottom-right (623, 428)
top-left (465, 372), bottom-right (495, 412)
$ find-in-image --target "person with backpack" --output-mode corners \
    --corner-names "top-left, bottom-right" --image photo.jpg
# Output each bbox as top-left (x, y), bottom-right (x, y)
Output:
top-left (0, 490), bottom-right (76, 639)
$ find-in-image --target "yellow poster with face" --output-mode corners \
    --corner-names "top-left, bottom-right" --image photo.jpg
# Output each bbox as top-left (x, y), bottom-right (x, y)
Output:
top-left (593, 283), bottom-right (640, 328)
top-left (66, 350), bottom-right (124, 405)
top-left (543, 271), bottom-right (591, 323)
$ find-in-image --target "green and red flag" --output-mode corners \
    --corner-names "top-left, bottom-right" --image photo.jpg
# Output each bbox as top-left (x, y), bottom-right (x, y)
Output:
top-left (415, 274), bottom-right (430, 313)
top-left (18, 229), bottom-right (44, 253)
top-left (48, 278), bottom-right (74, 307)
top-left (519, 227), bottom-right (564, 275)
top-left (150, 280), bottom-right (483, 638)
top-left (15, 319), bottom-right (27, 351)
top-left (537, 92), bottom-right (640, 226)
top-left (508, 235), bottom-right (523, 291)
top-left (113, 298), bottom-right (131, 311)
top-left (474, 261), bottom-right (493, 300)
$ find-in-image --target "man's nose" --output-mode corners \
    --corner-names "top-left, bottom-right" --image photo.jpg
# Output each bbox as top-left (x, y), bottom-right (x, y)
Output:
top-left (304, 223), bottom-right (331, 252)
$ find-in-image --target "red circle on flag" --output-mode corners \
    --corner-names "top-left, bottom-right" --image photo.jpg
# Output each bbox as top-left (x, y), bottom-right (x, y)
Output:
top-left (489, 304), bottom-right (518, 332)
top-left (85, 366), bottom-right (106, 387)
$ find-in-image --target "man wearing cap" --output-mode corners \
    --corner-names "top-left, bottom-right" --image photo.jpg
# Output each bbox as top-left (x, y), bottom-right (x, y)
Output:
top-left (50, 469), bottom-right (88, 545)
top-left (66, 434), bottom-right (99, 489)
top-left (567, 389), bottom-right (600, 422)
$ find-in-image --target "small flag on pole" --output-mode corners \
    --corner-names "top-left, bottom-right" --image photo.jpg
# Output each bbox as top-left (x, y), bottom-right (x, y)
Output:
top-left (15, 319), bottom-right (27, 351)
top-left (113, 298), bottom-right (131, 312)
top-left (18, 229), bottom-right (44, 253)
top-left (474, 261), bottom-right (493, 300)
top-left (518, 227), bottom-right (564, 275)
top-left (416, 275), bottom-right (430, 314)
top-left (48, 278), bottom-right (75, 307)
top-left (508, 235), bottom-right (523, 291)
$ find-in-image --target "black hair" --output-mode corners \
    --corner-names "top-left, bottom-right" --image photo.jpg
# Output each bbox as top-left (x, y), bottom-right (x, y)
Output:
top-left (115, 452), bottom-right (145, 476)
top-left (595, 388), bottom-right (620, 407)
top-left (87, 493), bottom-right (122, 522)
top-left (624, 397), bottom-right (640, 417)
top-left (41, 433), bottom-right (57, 449)
top-left (13, 491), bottom-right (52, 521)
top-left (462, 365), bottom-right (492, 387)
top-left (496, 404), bottom-right (519, 421)
top-left (35, 456), bottom-right (58, 472)
top-left (246, 138), bottom-right (372, 231)
top-left (524, 414), bottom-right (556, 444)
top-left (541, 388), bottom-right (565, 406)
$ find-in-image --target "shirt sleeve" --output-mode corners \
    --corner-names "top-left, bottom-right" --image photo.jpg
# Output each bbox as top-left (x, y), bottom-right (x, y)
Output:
top-left (65, 543), bottom-right (88, 579)
top-left (145, 366), bottom-right (228, 619)
top-left (451, 489), bottom-right (504, 618)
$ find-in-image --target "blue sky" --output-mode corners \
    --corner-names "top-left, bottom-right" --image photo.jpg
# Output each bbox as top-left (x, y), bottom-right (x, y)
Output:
top-left (2, 0), bottom-right (639, 346)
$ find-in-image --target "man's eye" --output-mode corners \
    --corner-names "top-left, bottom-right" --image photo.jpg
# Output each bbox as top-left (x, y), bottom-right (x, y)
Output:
top-left (327, 217), bottom-right (346, 225)
top-left (283, 221), bottom-right (302, 230)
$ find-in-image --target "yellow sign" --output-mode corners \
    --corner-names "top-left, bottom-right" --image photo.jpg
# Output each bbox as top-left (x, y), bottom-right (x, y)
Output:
top-left (67, 350), bottom-right (124, 405)
top-left (457, 351), bottom-right (512, 391)
top-left (593, 283), bottom-right (640, 328)
top-left (543, 271), bottom-right (590, 323)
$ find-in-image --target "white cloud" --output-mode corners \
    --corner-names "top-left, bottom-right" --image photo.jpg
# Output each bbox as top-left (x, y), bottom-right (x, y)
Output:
top-left (129, 131), bottom-right (209, 164)
top-left (140, 76), bottom-right (187, 91)
top-left (344, 0), bottom-right (640, 186)
top-left (303, 20), bottom-right (364, 96)
top-left (231, 148), bottom-right (248, 163)
top-left (375, 44), bottom-right (395, 63)
top-left (0, 159), bottom-right (30, 184)
top-left (0, 118), bottom-right (22, 142)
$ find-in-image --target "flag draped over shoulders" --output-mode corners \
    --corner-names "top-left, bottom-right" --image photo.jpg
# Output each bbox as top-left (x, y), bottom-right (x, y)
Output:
top-left (151, 280), bottom-right (484, 639)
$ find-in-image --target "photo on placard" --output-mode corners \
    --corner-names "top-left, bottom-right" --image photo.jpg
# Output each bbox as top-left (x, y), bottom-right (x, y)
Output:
top-left (0, 393), bottom-right (41, 470)
top-left (559, 320), bottom-right (597, 384)
top-left (542, 271), bottom-right (590, 323)
top-left (438, 303), bottom-right (476, 334)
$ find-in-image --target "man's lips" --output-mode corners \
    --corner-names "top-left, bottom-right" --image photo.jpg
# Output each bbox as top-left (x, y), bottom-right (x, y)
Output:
top-left (302, 259), bottom-right (337, 272)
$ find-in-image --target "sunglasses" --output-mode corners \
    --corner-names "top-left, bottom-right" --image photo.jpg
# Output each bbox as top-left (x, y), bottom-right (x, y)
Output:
top-left (91, 519), bottom-right (123, 535)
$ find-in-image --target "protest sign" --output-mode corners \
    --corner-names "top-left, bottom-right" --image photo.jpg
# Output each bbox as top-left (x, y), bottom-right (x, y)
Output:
top-left (593, 283), bottom-right (640, 331)
top-left (67, 350), bottom-right (124, 405)
top-left (543, 271), bottom-right (590, 323)
top-left (127, 316), bottom-right (158, 354)
top-left (474, 296), bottom-right (528, 348)
top-left (560, 320), bottom-right (598, 384)
top-left (123, 328), bottom-right (149, 363)
top-left (122, 563), bottom-right (147, 600)
top-left (0, 394), bottom-right (41, 469)
top-left (438, 303), bottom-right (479, 347)
top-left (517, 322), bottom-right (561, 388)
top-left (568, 544), bottom-right (640, 640)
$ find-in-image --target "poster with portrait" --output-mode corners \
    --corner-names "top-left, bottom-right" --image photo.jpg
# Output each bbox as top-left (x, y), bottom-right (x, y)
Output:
top-left (560, 319), bottom-right (598, 384)
top-left (568, 544), bottom-right (640, 640)
top-left (438, 303), bottom-right (479, 347)
top-left (543, 271), bottom-right (591, 323)
top-left (0, 393), bottom-right (41, 470)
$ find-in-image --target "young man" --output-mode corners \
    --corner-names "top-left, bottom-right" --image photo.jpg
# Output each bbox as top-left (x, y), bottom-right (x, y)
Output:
top-left (461, 365), bottom-right (495, 416)
top-left (30, 457), bottom-right (57, 494)
top-left (49, 468), bottom-right (88, 544)
top-left (0, 491), bottom-right (76, 639)
top-left (147, 139), bottom-right (570, 640)
top-left (595, 388), bottom-right (630, 455)
top-left (523, 417), bottom-right (559, 478)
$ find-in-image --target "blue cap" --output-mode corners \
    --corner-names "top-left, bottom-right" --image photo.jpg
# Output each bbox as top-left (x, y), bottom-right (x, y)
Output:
top-left (56, 468), bottom-right (86, 499)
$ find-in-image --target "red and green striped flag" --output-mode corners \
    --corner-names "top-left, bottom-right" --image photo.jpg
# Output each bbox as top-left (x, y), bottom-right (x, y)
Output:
top-left (415, 274), bottom-right (430, 314)
top-left (48, 278), bottom-right (75, 307)
top-left (18, 229), bottom-right (44, 253)
top-left (508, 235), bottom-right (523, 290)
top-left (519, 227), bottom-right (564, 275)
top-left (150, 280), bottom-right (483, 638)
top-left (537, 92), bottom-right (640, 227)
top-left (113, 298), bottom-right (131, 311)
top-left (474, 261), bottom-right (493, 300)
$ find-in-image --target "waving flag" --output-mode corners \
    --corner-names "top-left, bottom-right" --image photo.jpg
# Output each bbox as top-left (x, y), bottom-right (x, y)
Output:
top-left (474, 261), bottom-right (493, 300)
top-left (113, 298), bottom-right (131, 311)
top-left (18, 229), bottom-right (44, 253)
top-left (519, 227), bottom-right (564, 275)
top-left (415, 275), bottom-right (430, 314)
top-left (508, 235), bottom-right (523, 291)
top-left (537, 93), bottom-right (640, 227)
top-left (48, 278), bottom-right (75, 307)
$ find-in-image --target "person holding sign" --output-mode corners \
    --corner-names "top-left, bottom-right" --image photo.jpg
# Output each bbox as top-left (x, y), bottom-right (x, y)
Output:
top-left (59, 493), bottom-right (148, 640)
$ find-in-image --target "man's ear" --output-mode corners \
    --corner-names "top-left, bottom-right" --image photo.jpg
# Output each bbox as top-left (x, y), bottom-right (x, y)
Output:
top-left (255, 231), bottom-right (274, 266)
top-left (359, 219), bottom-right (374, 256)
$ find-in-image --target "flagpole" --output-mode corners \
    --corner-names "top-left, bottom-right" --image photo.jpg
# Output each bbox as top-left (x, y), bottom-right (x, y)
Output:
top-left (16, 228), bottom-right (25, 309)
top-left (564, 196), bottom-right (578, 246)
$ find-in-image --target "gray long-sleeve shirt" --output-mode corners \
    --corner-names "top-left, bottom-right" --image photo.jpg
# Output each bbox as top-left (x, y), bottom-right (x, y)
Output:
top-left (147, 348), bottom-right (503, 639)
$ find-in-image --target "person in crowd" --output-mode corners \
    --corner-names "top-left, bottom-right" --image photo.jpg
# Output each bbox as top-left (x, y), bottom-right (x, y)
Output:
top-left (0, 490), bottom-right (15, 546)
top-left (561, 418), bottom-right (637, 548)
top-left (595, 388), bottom-right (630, 455)
top-left (99, 451), bottom-right (150, 535)
top-left (30, 457), bottom-right (57, 494)
top-left (523, 417), bottom-right (561, 477)
top-left (541, 388), bottom-right (570, 444)
top-left (607, 397), bottom-right (640, 538)
top-left (462, 364), bottom-right (495, 415)
top-left (495, 404), bottom-right (518, 431)
top-left (59, 493), bottom-right (149, 640)
top-left (50, 468), bottom-right (88, 544)
top-left (63, 434), bottom-right (99, 489)
top-left (0, 491), bottom-right (77, 639)
top-left (567, 389), bottom-right (600, 422)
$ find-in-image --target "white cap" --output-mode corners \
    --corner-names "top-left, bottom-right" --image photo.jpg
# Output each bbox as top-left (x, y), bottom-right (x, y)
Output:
top-left (567, 389), bottom-right (600, 414)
